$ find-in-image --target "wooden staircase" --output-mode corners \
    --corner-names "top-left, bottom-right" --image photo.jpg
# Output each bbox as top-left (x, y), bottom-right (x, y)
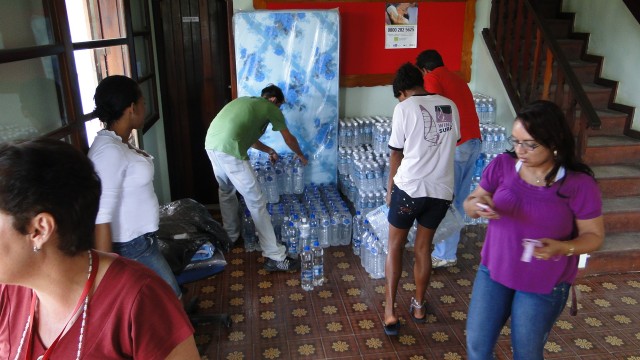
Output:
top-left (483, 0), bottom-right (640, 276)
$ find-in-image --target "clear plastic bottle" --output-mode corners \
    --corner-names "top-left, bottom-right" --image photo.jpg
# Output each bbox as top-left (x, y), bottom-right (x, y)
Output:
top-left (318, 212), bottom-right (331, 248)
top-left (329, 214), bottom-right (340, 246)
top-left (360, 229), bottom-right (373, 267)
top-left (351, 211), bottom-right (364, 256)
top-left (298, 217), bottom-right (311, 249)
top-left (241, 209), bottom-right (257, 252)
top-left (301, 245), bottom-right (314, 291)
top-left (280, 159), bottom-right (289, 195)
top-left (370, 238), bottom-right (386, 279)
top-left (309, 213), bottom-right (319, 248)
top-left (264, 166), bottom-right (279, 204)
top-left (284, 220), bottom-right (300, 257)
top-left (312, 240), bottom-right (324, 286)
top-left (293, 158), bottom-right (305, 195)
top-left (339, 212), bottom-right (352, 246)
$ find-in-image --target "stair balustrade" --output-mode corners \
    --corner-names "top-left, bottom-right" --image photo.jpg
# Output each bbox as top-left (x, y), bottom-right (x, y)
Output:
top-left (482, 0), bottom-right (600, 159)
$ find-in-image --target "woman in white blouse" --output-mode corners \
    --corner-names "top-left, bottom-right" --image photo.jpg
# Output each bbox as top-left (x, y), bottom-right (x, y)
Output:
top-left (88, 75), bottom-right (181, 296)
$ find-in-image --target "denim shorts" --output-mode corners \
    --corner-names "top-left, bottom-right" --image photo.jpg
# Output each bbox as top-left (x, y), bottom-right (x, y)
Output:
top-left (387, 184), bottom-right (451, 229)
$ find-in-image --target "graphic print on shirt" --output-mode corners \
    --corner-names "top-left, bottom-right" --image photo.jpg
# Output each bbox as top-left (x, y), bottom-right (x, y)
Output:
top-left (422, 104), bottom-right (454, 146)
top-left (421, 104), bottom-right (438, 146)
top-left (435, 105), bottom-right (454, 136)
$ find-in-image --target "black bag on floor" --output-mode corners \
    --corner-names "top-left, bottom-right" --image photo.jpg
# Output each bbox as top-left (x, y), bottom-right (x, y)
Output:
top-left (156, 198), bottom-right (231, 274)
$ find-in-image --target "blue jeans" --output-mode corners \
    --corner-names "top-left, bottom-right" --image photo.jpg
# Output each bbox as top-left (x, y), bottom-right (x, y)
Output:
top-left (466, 265), bottom-right (570, 360)
top-left (112, 232), bottom-right (182, 297)
top-left (432, 138), bottom-right (481, 260)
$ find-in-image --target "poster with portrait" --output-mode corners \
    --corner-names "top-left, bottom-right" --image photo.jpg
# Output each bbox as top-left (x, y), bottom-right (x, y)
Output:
top-left (385, 2), bottom-right (418, 49)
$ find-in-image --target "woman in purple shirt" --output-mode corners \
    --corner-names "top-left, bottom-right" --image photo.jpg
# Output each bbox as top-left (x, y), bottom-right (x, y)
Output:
top-left (464, 100), bottom-right (604, 359)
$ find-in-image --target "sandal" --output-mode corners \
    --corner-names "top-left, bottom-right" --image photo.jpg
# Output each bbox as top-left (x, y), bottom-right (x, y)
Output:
top-left (383, 321), bottom-right (400, 336)
top-left (409, 297), bottom-right (427, 323)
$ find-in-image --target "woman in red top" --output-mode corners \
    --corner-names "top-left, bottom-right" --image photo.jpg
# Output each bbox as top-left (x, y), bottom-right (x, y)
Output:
top-left (0, 139), bottom-right (199, 359)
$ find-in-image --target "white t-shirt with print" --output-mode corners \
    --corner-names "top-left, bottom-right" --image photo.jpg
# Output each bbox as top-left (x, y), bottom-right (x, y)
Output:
top-left (388, 94), bottom-right (460, 200)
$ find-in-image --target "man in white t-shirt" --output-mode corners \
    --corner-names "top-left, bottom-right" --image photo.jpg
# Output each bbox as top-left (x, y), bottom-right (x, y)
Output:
top-left (383, 63), bottom-right (460, 336)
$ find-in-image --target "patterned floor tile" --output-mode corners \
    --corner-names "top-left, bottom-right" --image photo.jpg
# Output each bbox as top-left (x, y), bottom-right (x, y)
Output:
top-left (287, 337), bottom-right (326, 359)
top-left (195, 225), bottom-right (640, 360)
top-left (321, 335), bottom-right (361, 358)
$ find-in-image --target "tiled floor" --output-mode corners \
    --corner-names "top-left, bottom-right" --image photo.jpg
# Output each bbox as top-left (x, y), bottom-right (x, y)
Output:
top-left (187, 226), bottom-right (640, 359)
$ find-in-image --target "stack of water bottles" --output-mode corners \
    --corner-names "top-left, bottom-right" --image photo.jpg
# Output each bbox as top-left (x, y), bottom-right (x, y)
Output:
top-left (247, 149), bottom-right (306, 204)
top-left (239, 179), bottom-right (354, 252)
top-left (349, 208), bottom-right (390, 279)
top-left (338, 116), bottom-right (392, 215)
top-left (468, 94), bottom-right (507, 225)
top-left (473, 93), bottom-right (497, 125)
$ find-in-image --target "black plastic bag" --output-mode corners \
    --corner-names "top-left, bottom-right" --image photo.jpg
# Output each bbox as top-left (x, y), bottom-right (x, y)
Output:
top-left (156, 198), bottom-right (231, 274)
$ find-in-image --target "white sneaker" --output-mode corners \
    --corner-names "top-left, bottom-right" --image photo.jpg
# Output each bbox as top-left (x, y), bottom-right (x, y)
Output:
top-left (431, 256), bottom-right (457, 268)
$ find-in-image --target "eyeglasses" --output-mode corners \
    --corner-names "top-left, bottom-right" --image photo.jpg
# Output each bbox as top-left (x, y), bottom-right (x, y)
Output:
top-left (507, 137), bottom-right (540, 151)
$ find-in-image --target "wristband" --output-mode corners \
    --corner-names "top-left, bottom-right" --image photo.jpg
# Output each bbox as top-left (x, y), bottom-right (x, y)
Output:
top-left (268, 150), bottom-right (276, 156)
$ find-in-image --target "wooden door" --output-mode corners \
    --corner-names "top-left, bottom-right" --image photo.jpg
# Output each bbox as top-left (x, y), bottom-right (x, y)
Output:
top-left (153, 0), bottom-right (233, 204)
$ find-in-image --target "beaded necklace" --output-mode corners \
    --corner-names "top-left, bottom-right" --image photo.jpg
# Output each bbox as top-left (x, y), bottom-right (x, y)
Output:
top-left (13, 250), bottom-right (97, 360)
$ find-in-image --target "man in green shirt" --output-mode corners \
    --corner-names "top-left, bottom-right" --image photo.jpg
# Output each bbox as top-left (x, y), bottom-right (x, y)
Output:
top-left (205, 85), bottom-right (307, 271)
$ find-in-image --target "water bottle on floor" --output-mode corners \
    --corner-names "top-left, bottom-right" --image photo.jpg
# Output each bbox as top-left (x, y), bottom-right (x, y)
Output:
top-left (318, 212), bottom-right (331, 248)
top-left (283, 221), bottom-right (299, 257)
top-left (370, 238), bottom-right (386, 279)
top-left (241, 209), bottom-right (257, 252)
top-left (299, 217), bottom-right (311, 249)
top-left (309, 213), bottom-right (319, 248)
top-left (312, 240), bottom-right (324, 286)
top-left (352, 211), bottom-right (364, 256)
top-left (301, 246), bottom-right (314, 291)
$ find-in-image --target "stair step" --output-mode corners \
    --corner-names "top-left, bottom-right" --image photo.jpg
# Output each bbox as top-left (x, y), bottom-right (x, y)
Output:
top-left (556, 39), bottom-right (584, 61)
top-left (547, 60), bottom-right (598, 84)
top-left (587, 109), bottom-right (628, 136)
top-left (544, 18), bottom-right (572, 38)
top-left (602, 195), bottom-right (640, 233)
top-left (584, 135), bottom-right (640, 165)
top-left (578, 232), bottom-right (640, 276)
top-left (593, 164), bottom-right (640, 197)
top-left (551, 83), bottom-right (612, 109)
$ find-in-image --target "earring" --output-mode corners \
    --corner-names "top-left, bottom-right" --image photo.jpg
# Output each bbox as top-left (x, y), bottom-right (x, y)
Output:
top-left (553, 150), bottom-right (558, 157)
top-left (33, 246), bottom-right (41, 253)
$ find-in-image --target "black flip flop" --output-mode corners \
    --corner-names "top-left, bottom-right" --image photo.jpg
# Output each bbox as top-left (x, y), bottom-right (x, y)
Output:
top-left (383, 321), bottom-right (400, 336)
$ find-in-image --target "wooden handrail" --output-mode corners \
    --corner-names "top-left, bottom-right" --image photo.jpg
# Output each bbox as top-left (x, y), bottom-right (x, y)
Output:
top-left (485, 0), bottom-right (602, 158)
top-left (623, 0), bottom-right (640, 24)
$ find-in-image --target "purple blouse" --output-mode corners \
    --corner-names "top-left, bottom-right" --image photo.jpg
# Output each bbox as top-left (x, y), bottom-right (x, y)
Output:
top-left (479, 154), bottom-right (602, 294)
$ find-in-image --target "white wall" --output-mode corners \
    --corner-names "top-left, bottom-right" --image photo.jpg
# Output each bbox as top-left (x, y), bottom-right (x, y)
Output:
top-left (469, 0), bottom-right (516, 130)
top-left (563, 0), bottom-right (640, 131)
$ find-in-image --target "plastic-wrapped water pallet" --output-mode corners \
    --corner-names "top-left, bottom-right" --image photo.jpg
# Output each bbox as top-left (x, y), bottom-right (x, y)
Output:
top-left (365, 204), bottom-right (389, 240)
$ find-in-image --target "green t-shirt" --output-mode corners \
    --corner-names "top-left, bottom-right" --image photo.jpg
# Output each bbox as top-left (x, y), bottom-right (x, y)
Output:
top-left (204, 96), bottom-right (287, 159)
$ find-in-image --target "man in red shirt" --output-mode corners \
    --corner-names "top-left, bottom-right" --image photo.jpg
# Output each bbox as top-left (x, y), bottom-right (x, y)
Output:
top-left (416, 49), bottom-right (482, 268)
